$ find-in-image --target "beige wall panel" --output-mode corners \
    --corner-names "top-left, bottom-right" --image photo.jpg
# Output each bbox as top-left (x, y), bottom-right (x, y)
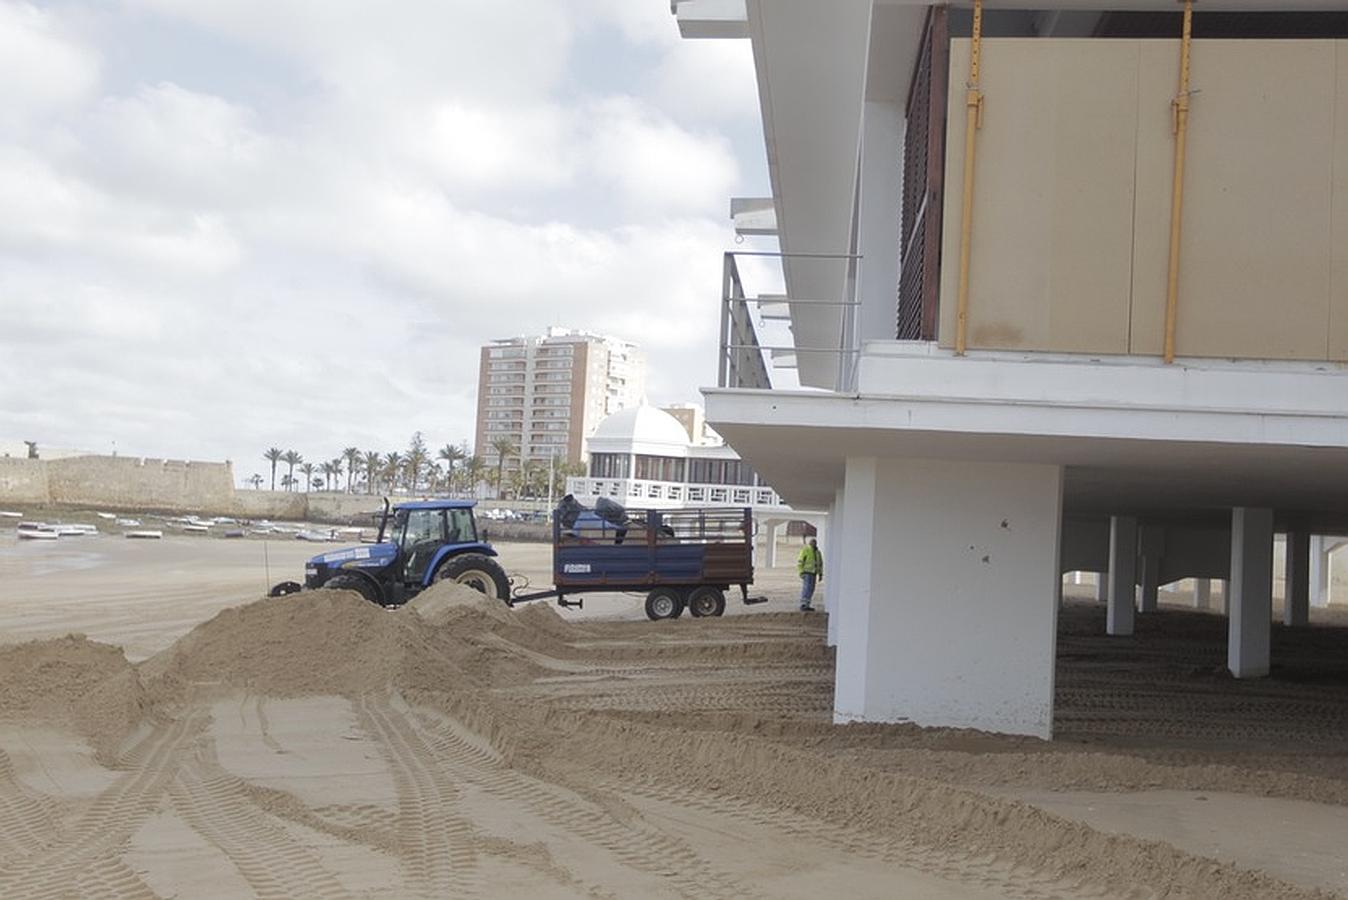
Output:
top-left (1130, 40), bottom-right (1336, 359)
top-left (939, 39), bottom-right (1138, 353)
top-left (1331, 43), bottom-right (1348, 361)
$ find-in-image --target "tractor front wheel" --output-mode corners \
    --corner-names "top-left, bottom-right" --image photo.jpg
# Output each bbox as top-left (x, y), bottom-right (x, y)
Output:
top-left (324, 573), bottom-right (381, 606)
top-left (434, 553), bottom-right (511, 603)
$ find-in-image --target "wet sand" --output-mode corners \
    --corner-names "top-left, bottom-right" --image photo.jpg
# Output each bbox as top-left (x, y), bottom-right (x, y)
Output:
top-left (1, 533), bottom-right (1346, 898)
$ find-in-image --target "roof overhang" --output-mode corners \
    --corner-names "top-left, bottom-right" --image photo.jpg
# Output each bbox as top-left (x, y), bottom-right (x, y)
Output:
top-left (703, 386), bottom-right (1348, 529)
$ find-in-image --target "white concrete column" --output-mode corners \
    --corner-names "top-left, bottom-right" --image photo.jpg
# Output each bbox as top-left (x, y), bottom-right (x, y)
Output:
top-left (765, 520), bottom-right (784, 568)
top-left (825, 487), bottom-right (845, 646)
top-left (1228, 507), bottom-right (1274, 679)
top-left (1309, 535), bottom-right (1331, 608)
top-left (832, 457), bottom-right (1063, 739)
top-left (1137, 525), bottom-right (1163, 613)
top-left (1107, 516), bottom-right (1138, 636)
top-left (1284, 530), bottom-right (1310, 627)
top-left (833, 458), bottom-right (877, 717)
top-left (1138, 556), bottom-right (1159, 613)
top-left (1194, 578), bottom-right (1212, 610)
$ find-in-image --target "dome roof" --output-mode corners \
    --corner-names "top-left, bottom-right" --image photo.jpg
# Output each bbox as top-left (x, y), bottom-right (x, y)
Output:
top-left (591, 405), bottom-right (690, 447)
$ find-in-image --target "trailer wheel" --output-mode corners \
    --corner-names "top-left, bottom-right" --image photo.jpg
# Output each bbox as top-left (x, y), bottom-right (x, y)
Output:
top-left (434, 553), bottom-right (511, 603)
top-left (269, 581), bottom-right (302, 598)
top-left (687, 586), bottom-right (726, 618)
top-left (645, 587), bottom-right (682, 621)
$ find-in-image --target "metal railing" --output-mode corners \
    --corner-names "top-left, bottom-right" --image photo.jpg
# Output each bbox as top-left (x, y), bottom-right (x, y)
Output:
top-left (718, 250), bottom-right (863, 392)
top-left (566, 476), bottom-right (786, 510)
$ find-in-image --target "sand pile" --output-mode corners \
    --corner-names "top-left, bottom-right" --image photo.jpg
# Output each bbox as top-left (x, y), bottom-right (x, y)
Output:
top-left (0, 635), bottom-right (149, 757)
top-left (407, 580), bottom-right (517, 628)
top-left (141, 589), bottom-right (485, 697)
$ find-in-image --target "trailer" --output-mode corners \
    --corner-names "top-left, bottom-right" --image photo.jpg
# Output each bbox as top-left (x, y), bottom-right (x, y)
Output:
top-left (510, 505), bottom-right (769, 620)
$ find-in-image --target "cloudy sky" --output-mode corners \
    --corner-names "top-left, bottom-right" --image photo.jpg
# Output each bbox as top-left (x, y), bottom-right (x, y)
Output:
top-left (0, 0), bottom-right (773, 483)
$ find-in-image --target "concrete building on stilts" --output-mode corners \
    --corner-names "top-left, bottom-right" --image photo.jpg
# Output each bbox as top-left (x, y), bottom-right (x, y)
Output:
top-left (673, 0), bottom-right (1348, 738)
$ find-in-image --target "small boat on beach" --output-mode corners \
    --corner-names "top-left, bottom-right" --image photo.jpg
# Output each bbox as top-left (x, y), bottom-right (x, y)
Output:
top-left (182, 523), bottom-right (210, 533)
top-left (116, 518), bottom-right (142, 527)
top-left (0, 511), bottom-right (22, 518)
top-left (96, 512), bottom-right (117, 520)
top-left (55, 524), bottom-right (98, 536)
top-left (18, 528), bottom-right (59, 541)
top-left (125, 530), bottom-right (163, 540)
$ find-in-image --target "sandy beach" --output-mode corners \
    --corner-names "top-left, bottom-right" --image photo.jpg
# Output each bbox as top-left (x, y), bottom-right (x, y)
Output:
top-left (1, 531), bottom-right (1346, 898)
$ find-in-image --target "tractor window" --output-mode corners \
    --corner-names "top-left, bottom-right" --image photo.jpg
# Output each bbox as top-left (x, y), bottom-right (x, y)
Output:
top-left (401, 509), bottom-right (446, 580)
top-left (446, 508), bottom-right (476, 544)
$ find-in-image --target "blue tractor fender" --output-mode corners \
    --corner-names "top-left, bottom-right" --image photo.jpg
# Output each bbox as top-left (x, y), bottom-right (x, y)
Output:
top-left (421, 542), bottom-right (498, 587)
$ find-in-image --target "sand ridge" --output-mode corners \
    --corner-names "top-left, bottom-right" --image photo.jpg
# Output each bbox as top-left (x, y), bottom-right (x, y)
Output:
top-left (0, 589), bottom-right (1344, 897)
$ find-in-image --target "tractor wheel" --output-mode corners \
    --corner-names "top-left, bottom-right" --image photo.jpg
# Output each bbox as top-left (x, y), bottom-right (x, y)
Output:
top-left (324, 573), bottom-right (380, 606)
top-left (268, 581), bottom-right (302, 598)
top-left (434, 553), bottom-right (511, 603)
top-left (687, 586), bottom-right (726, 618)
top-left (644, 587), bottom-right (683, 621)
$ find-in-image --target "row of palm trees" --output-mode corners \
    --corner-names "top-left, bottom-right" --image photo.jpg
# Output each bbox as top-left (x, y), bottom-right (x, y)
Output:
top-left (256, 434), bottom-right (587, 500)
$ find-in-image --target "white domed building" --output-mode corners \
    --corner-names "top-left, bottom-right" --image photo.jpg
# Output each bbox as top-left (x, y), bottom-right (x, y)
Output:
top-left (567, 405), bottom-right (824, 566)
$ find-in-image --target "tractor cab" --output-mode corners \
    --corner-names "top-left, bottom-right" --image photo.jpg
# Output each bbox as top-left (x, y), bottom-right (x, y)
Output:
top-left (285, 499), bottom-right (511, 607)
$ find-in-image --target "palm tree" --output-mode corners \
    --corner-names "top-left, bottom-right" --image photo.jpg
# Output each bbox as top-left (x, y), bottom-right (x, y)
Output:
top-left (327, 457), bottom-right (343, 492)
top-left (490, 437), bottom-right (516, 499)
top-left (300, 462), bottom-right (315, 492)
top-left (248, 473), bottom-right (264, 490)
top-left (463, 455), bottom-right (486, 499)
top-left (319, 460), bottom-right (336, 491)
top-left (362, 450), bottom-right (382, 493)
top-left (280, 474), bottom-right (294, 491)
top-left (282, 450), bottom-right (302, 491)
top-left (264, 447), bottom-right (283, 491)
top-left (437, 443), bottom-right (465, 496)
top-left (342, 447), bottom-right (361, 492)
top-left (405, 449), bottom-right (429, 494)
top-left (382, 452), bottom-right (403, 494)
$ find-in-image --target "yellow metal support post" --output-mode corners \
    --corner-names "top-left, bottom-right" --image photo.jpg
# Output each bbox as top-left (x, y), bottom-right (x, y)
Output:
top-left (1162, 0), bottom-right (1194, 364)
top-left (954, 0), bottom-right (984, 356)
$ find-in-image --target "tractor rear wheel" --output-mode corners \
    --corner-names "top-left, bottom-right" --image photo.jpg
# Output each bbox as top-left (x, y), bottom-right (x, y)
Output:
top-left (687, 586), bottom-right (726, 618)
top-left (644, 587), bottom-right (683, 621)
top-left (268, 581), bottom-right (302, 598)
top-left (324, 573), bottom-right (380, 606)
top-left (434, 553), bottom-right (511, 603)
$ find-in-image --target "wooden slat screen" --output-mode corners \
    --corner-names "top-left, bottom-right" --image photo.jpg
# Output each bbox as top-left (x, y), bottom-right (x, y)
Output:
top-left (896, 7), bottom-right (949, 341)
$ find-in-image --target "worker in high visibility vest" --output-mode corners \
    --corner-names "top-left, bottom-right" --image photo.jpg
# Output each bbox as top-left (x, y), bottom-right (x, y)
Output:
top-left (796, 537), bottom-right (822, 612)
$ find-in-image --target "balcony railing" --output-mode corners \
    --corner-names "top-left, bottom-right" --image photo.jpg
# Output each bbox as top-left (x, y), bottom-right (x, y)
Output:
top-left (566, 476), bottom-right (785, 509)
top-left (718, 250), bottom-right (862, 392)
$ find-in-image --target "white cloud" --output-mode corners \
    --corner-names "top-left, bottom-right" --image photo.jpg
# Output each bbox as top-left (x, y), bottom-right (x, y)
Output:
top-left (85, 83), bottom-right (270, 206)
top-left (586, 97), bottom-right (739, 216)
top-left (0, 0), bottom-right (762, 476)
top-left (0, 2), bottom-right (100, 123)
top-left (651, 38), bottom-right (759, 122)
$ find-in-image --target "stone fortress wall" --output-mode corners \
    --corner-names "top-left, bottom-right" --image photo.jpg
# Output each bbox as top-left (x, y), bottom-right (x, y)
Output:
top-left (0, 454), bottom-right (397, 522)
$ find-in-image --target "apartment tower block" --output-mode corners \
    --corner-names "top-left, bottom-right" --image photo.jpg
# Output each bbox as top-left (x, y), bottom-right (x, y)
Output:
top-left (474, 328), bottom-right (645, 473)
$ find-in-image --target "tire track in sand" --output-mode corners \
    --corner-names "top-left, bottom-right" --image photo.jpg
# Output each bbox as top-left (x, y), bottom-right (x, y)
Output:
top-left (0, 712), bottom-right (205, 900)
top-left (355, 694), bottom-right (480, 898)
top-left (609, 775), bottom-right (1119, 900)
top-left (0, 749), bottom-right (60, 863)
top-left (405, 703), bottom-right (762, 900)
top-left (171, 739), bottom-right (354, 900)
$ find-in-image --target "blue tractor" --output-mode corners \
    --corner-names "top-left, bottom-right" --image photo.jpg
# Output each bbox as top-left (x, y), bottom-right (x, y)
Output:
top-left (270, 499), bottom-right (510, 607)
